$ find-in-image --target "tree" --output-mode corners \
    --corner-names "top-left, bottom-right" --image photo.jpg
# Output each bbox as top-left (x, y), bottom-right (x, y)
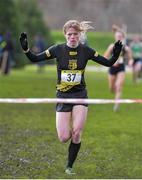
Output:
top-left (0, 0), bottom-right (16, 34)
top-left (0, 0), bottom-right (54, 67)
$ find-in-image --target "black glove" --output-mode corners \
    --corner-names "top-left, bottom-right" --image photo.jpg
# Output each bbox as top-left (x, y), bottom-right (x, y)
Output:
top-left (20, 32), bottom-right (28, 51)
top-left (112, 40), bottom-right (123, 59)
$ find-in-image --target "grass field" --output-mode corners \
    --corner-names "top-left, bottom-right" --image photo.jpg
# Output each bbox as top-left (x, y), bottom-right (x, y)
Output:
top-left (0, 66), bottom-right (142, 179)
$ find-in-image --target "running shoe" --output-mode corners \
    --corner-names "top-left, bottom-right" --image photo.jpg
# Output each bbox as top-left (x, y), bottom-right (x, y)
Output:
top-left (65, 167), bottom-right (76, 175)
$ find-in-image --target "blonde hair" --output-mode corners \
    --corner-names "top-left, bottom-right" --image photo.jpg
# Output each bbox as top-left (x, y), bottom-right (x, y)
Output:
top-left (112, 24), bottom-right (126, 38)
top-left (63, 20), bottom-right (94, 34)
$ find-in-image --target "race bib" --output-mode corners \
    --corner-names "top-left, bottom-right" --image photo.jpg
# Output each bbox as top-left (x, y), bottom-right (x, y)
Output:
top-left (61, 70), bottom-right (82, 85)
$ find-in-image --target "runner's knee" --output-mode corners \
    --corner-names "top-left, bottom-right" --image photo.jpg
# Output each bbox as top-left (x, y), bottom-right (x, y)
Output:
top-left (72, 129), bottom-right (81, 144)
top-left (58, 133), bottom-right (70, 143)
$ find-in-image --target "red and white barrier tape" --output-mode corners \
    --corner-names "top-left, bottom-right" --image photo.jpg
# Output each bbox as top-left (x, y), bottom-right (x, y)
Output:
top-left (0, 98), bottom-right (142, 104)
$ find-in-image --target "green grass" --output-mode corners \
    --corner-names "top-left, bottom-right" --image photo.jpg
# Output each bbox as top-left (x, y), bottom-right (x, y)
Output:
top-left (0, 66), bottom-right (142, 179)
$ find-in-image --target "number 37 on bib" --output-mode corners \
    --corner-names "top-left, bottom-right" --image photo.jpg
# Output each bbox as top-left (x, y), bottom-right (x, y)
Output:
top-left (61, 70), bottom-right (83, 85)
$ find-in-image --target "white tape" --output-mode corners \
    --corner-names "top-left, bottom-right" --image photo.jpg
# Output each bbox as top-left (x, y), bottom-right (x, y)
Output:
top-left (0, 98), bottom-right (142, 104)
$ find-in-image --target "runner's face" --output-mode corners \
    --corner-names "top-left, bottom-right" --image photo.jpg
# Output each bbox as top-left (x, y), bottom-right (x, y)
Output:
top-left (115, 32), bottom-right (124, 41)
top-left (65, 27), bottom-right (81, 47)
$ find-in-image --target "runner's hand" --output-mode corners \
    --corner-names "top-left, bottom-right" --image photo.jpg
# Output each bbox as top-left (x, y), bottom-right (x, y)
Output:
top-left (112, 40), bottom-right (123, 59)
top-left (20, 32), bottom-right (28, 51)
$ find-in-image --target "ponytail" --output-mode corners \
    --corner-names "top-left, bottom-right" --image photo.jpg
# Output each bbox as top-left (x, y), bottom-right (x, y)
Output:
top-left (80, 21), bottom-right (94, 32)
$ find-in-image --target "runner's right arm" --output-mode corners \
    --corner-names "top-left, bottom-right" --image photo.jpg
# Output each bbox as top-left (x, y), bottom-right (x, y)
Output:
top-left (20, 32), bottom-right (55, 62)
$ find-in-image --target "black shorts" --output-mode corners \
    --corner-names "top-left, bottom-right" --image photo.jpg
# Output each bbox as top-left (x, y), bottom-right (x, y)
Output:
top-left (56, 89), bottom-right (88, 112)
top-left (109, 64), bottom-right (125, 75)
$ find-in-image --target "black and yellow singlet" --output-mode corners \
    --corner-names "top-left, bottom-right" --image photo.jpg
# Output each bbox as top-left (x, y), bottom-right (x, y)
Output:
top-left (25, 43), bottom-right (118, 92)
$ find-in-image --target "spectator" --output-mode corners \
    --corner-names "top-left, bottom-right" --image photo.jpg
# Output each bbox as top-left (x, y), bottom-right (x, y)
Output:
top-left (0, 33), bottom-right (8, 75)
top-left (130, 35), bottom-right (142, 83)
top-left (32, 33), bottom-right (46, 73)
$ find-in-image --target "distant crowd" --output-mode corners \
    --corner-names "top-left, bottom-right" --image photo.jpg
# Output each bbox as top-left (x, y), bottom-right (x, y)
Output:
top-left (0, 32), bottom-right (47, 75)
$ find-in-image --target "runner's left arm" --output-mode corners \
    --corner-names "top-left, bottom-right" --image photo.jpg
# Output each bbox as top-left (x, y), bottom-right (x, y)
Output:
top-left (90, 40), bottom-right (123, 67)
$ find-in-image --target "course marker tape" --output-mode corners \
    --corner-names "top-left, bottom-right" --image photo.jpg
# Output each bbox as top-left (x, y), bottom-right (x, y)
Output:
top-left (0, 98), bottom-right (142, 104)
